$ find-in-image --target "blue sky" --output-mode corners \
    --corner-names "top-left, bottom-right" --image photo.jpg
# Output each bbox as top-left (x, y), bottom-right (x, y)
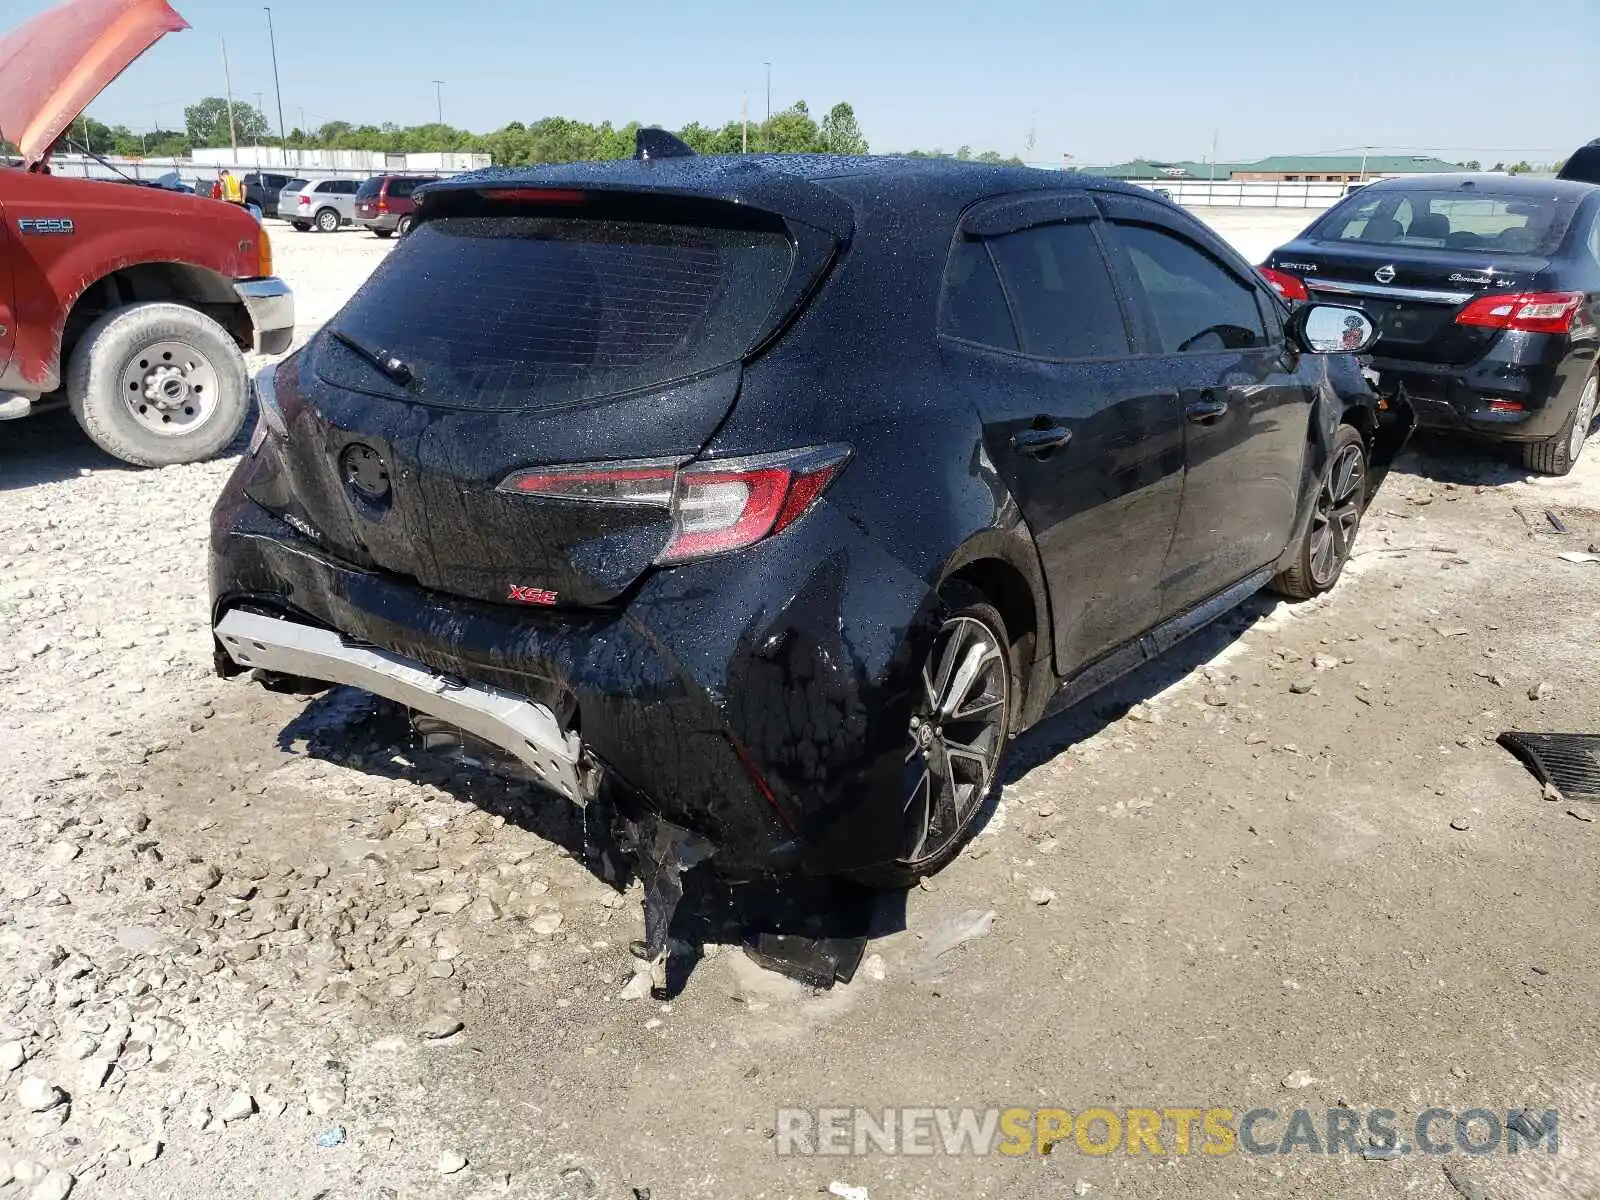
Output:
top-left (8, 0), bottom-right (1596, 166)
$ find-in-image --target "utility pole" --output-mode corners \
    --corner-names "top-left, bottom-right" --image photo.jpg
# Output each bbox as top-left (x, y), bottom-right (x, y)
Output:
top-left (220, 36), bottom-right (238, 157)
top-left (263, 7), bottom-right (287, 144)
top-left (741, 92), bottom-right (748, 154)
top-left (1209, 129), bottom-right (1218, 181)
top-left (763, 62), bottom-right (771, 123)
top-left (432, 80), bottom-right (444, 126)
top-left (1359, 145), bottom-right (1370, 181)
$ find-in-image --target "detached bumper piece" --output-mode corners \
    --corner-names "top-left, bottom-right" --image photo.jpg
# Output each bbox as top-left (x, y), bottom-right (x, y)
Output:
top-left (234, 277), bottom-right (295, 356)
top-left (215, 609), bottom-right (585, 802)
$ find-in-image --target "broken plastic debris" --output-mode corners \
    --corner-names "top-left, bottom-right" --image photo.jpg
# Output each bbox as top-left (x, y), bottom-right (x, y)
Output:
top-left (741, 932), bottom-right (867, 989)
top-left (828, 1184), bottom-right (870, 1200)
top-left (314, 1125), bottom-right (346, 1148)
top-left (1557, 551), bottom-right (1600, 564)
top-left (913, 909), bottom-right (996, 984)
top-left (623, 814), bottom-right (714, 997)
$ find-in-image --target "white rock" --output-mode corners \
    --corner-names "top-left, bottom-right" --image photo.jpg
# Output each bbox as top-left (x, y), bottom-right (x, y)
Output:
top-left (13, 1161), bottom-right (46, 1184)
top-left (129, 1140), bottom-right (161, 1167)
top-left (1029, 887), bottom-right (1057, 906)
top-left (531, 912), bottom-right (564, 936)
top-left (430, 893), bottom-right (470, 915)
top-left (29, 1168), bottom-right (75, 1200)
top-left (861, 954), bottom-right (886, 982)
top-left (1281, 1069), bottom-right (1317, 1090)
top-left (618, 970), bottom-right (653, 1002)
top-left (827, 1184), bottom-right (869, 1200)
top-left (0, 1040), bottom-right (27, 1071)
top-left (17, 1076), bottom-right (64, 1112)
top-left (187, 1102), bottom-right (211, 1130)
top-left (419, 1015), bottom-right (465, 1040)
top-left (438, 1149), bottom-right (468, 1174)
top-left (44, 842), bottom-right (80, 866)
top-left (218, 1090), bottom-right (255, 1122)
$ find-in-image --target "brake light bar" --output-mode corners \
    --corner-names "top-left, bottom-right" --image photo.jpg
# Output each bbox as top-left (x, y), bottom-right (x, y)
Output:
top-left (500, 446), bottom-right (851, 565)
top-left (1455, 291), bottom-right (1587, 335)
top-left (479, 188), bottom-right (587, 204)
top-left (1259, 266), bottom-right (1309, 303)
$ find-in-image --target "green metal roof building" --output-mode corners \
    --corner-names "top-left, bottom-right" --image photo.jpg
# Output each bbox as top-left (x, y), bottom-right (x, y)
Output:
top-left (1096, 154), bottom-right (1464, 182)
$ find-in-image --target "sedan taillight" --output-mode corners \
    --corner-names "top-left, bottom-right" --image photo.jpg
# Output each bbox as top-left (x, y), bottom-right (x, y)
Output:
top-left (1455, 291), bottom-right (1587, 335)
top-left (1259, 266), bottom-right (1310, 303)
top-left (499, 446), bottom-right (851, 565)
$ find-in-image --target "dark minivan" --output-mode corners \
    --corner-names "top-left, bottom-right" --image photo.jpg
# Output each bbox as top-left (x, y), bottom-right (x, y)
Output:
top-left (1263, 174), bottom-right (1600, 474)
top-left (354, 174), bottom-right (440, 237)
top-left (211, 144), bottom-right (1409, 926)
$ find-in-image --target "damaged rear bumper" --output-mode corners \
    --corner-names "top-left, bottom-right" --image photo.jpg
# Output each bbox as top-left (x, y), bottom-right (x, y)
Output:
top-left (215, 608), bottom-right (589, 802)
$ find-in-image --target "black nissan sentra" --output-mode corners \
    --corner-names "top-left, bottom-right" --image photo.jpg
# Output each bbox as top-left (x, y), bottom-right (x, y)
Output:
top-left (210, 139), bottom-right (1410, 900)
top-left (1262, 173), bottom-right (1600, 475)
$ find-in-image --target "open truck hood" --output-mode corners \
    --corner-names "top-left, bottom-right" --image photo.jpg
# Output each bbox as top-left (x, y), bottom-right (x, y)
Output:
top-left (0, 0), bottom-right (188, 168)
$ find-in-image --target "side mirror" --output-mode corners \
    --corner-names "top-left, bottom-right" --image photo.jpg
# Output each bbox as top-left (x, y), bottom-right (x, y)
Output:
top-left (1287, 303), bottom-right (1378, 354)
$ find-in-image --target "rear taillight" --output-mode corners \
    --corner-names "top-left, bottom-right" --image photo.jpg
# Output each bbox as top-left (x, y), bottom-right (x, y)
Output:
top-left (376, 197), bottom-right (389, 213)
top-left (1455, 291), bottom-right (1587, 335)
top-left (298, 195), bottom-right (309, 208)
top-left (499, 446), bottom-right (851, 565)
top-left (1259, 266), bottom-right (1309, 303)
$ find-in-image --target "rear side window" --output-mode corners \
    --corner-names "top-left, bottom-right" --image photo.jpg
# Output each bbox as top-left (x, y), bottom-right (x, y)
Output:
top-left (356, 178), bottom-right (383, 199)
top-left (317, 215), bottom-right (797, 410)
top-left (388, 177), bottom-right (428, 198)
top-left (1314, 188), bottom-right (1579, 255)
top-left (985, 223), bottom-right (1130, 359)
top-left (1114, 224), bottom-right (1268, 354)
top-left (940, 239), bottom-right (1017, 351)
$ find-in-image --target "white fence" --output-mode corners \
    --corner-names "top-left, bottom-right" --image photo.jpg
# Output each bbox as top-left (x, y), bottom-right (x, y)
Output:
top-left (38, 149), bottom-right (489, 191)
top-left (1133, 179), bottom-right (1356, 210)
top-left (191, 146), bottom-right (490, 172)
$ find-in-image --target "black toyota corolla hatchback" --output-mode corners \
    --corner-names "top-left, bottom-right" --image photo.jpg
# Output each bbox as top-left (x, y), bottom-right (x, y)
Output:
top-left (1262, 173), bottom-right (1600, 475)
top-left (210, 144), bottom-right (1410, 891)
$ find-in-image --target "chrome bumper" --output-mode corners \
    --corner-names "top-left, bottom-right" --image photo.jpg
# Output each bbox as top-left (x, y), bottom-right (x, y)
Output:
top-left (214, 610), bottom-right (585, 801)
top-left (234, 277), bottom-right (295, 356)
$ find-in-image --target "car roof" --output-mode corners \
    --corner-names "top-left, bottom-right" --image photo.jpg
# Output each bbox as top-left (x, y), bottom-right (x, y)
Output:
top-left (1357, 172), bottom-right (1599, 200)
top-left (430, 153), bottom-right (1157, 217)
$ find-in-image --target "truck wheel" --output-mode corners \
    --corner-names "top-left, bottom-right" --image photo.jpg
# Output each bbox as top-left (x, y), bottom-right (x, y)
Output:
top-left (315, 207), bottom-right (340, 233)
top-left (67, 302), bottom-right (250, 467)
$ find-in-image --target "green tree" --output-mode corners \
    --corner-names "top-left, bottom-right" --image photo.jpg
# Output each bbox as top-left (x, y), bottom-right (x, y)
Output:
top-left (184, 97), bottom-right (269, 148)
top-left (819, 102), bottom-right (868, 155)
top-left (1462, 159), bottom-right (1481, 170)
top-left (1508, 160), bottom-right (1532, 175)
top-left (759, 101), bottom-right (821, 153)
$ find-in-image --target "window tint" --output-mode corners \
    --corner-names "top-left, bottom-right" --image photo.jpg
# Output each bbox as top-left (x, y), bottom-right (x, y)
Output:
top-left (317, 216), bottom-right (796, 411)
top-left (356, 177), bottom-right (384, 199)
top-left (389, 177), bottom-right (424, 198)
top-left (1116, 224), bottom-right (1268, 354)
top-left (985, 222), bottom-right (1130, 359)
top-left (940, 239), bottom-right (1017, 351)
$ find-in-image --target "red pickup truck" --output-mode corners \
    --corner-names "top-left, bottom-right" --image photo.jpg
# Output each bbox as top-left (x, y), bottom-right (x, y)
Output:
top-left (0, 0), bottom-right (294, 466)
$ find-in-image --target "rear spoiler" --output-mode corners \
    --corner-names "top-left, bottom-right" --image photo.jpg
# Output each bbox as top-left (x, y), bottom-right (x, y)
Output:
top-left (1557, 139), bottom-right (1600, 186)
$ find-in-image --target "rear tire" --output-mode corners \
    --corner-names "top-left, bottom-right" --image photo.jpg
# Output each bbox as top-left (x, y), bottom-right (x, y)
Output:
top-left (292, 221), bottom-right (310, 232)
top-left (852, 581), bottom-right (1016, 888)
top-left (314, 207), bottom-right (340, 233)
top-left (1520, 373), bottom-right (1597, 477)
top-left (397, 215), bottom-right (414, 237)
top-left (1272, 424), bottom-right (1368, 601)
top-left (373, 230), bottom-right (393, 239)
top-left (67, 302), bottom-right (249, 467)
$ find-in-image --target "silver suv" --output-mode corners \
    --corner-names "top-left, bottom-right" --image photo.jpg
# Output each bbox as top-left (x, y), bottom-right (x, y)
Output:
top-left (286, 178), bottom-right (361, 233)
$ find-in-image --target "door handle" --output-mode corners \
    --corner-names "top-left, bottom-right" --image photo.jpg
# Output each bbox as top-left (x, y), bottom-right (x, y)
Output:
top-left (1185, 391), bottom-right (1229, 425)
top-left (1011, 425), bottom-right (1073, 458)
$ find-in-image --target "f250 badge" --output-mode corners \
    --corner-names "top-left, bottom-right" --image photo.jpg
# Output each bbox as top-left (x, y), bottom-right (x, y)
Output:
top-left (18, 217), bottom-right (75, 235)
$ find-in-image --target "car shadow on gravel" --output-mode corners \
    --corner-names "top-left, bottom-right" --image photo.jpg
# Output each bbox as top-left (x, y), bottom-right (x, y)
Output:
top-left (0, 406), bottom-right (132, 489)
top-left (1001, 592), bottom-right (1278, 785)
top-left (1392, 433), bottom-right (1534, 487)
top-left (273, 685), bottom-right (904, 996)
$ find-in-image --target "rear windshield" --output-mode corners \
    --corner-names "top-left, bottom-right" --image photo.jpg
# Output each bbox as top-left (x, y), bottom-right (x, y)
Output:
top-left (1313, 188), bottom-right (1580, 255)
top-left (355, 178), bottom-right (383, 199)
top-left (315, 215), bottom-right (796, 409)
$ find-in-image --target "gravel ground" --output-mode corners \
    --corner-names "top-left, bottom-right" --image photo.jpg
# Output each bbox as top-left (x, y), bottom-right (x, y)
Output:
top-left (2, 212), bottom-right (1599, 1200)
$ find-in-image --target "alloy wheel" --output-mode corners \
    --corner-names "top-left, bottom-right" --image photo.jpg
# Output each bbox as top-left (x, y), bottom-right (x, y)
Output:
top-left (902, 614), bottom-right (1009, 864)
top-left (1569, 375), bottom-right (1598, 465)
top-left (1308, 441), bottom-right (1366, 586)
top-left (119, 340), bottom-right (220, 435)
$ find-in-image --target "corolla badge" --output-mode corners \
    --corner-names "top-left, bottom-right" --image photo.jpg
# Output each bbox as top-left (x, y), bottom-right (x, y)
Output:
top-left (339, 443), bottom-right (391, 501)
top-left (1374, 264), bottom-right (1397, 284)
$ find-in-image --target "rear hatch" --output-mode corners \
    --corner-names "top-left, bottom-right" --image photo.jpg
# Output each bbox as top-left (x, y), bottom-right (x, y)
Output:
top-left (1266, 182), bottom-right (1584, 365)
top-left (353, 176), bottom-right (383, 219)
top-left (256, 178), bottom-right (846, 608)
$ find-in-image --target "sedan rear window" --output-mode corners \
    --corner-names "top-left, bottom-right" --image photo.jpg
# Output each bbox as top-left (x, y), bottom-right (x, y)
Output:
top-left (1314, 189), bottom-right (1580, 255)
top-left (315, 215), bottom-right (796, 410)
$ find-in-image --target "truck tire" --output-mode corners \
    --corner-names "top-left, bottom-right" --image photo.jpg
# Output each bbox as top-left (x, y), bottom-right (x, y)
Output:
top-left (67, 302), bottom-right (250, 467)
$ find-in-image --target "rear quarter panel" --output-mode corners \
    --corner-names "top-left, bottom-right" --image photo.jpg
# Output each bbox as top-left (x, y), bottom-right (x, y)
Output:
top-left (0, 170), bottom-right (263, 391)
